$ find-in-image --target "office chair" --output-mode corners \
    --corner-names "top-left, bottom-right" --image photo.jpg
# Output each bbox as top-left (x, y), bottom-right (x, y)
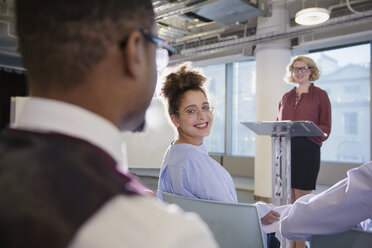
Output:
top-left (159, 190), bottom-right (267, 248)
top-left (310, 228), bottom-right (372, 248)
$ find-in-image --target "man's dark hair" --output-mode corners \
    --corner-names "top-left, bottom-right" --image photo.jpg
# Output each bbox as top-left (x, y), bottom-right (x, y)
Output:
top-left (15, 0), bottom-right (154, 92)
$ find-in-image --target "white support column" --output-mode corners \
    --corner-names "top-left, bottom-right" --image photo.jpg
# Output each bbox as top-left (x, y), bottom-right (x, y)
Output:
top-left (254, 2), bottom-right (291, 198)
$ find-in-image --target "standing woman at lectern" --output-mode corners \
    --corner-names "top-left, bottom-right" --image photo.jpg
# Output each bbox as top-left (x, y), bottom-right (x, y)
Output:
top-left (276, 55), bottom-right (331, 248)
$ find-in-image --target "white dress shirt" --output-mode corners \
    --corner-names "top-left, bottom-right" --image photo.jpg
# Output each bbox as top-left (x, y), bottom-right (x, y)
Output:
top-left (13, 97), bottom-right (127, 168)
top-left (13, 97), bottom-right (218, 248)
top-left (280, 161), bottom-right (372, 241)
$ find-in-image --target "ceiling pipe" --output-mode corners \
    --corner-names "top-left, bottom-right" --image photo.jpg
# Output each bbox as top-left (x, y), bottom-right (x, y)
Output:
top-left (186, 21), bottom-right (218, 30)
top-left (156, 0), bottom-right (221, 20)
top-left (158, 24), bottom-right (191, 35)
top-left (168, 0), bottom-right (371, 47)
top-left (175, 27), bottom-right (225, 43)
top-left (154, 1), bottom-right (182, 13)
top-left (156, 0), bottom-right (271, 44)
top-left (159, 29), bottom-right (188, 37)
top-left (171, 9), bottom-right (372, 57)
top-left (329, 0), bottom-right (368, 13)
top-left (346, 0), bottom-right (362, 14)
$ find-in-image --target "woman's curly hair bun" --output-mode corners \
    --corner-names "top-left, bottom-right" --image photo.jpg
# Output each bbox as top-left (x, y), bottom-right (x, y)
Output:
top-left (161, 61), bottom-right (207, 115)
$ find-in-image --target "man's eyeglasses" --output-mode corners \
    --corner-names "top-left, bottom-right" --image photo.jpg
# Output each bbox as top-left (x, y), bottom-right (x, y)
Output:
top-left (178, 105), bottom-right (214, 118)
top-left (119, 29), bottom-right (175, 72)
top-left (291, 66), bottom-right (311, 73)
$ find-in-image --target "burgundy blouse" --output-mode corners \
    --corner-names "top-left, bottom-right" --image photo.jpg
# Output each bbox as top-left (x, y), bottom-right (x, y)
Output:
top-left (276, 84), bottom-right (332, 146)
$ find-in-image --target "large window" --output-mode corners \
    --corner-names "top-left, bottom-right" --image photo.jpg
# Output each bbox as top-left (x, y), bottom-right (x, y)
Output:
top-left (231, 61), bottom-right (256, 156)
top-left (199, 43), bottom-right (370, 163)
top-left (306, 43), bottom-right (370, 163)
top-left (202, 64), bottom-right (226, 153)
top-left (344, 112), bottom-right (358, 135)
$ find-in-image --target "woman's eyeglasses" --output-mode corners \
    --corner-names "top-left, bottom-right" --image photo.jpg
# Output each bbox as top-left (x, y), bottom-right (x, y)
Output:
top-left (291, 66), bottom-right (311, 73)
top-left (178, 105), bottom-right (214, 118)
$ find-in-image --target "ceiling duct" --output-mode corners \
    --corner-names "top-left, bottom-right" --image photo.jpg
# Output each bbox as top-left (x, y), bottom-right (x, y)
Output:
top-left (188, 0), bottom-right (263, 25)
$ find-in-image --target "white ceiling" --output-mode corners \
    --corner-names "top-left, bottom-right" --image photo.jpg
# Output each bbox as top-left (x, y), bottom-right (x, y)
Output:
top-left (153, 0), bottom-right (372, 63)
top-left (154, 0), bottom-right (372, 42)
top-left (0, 0), bottom-right (371, 69)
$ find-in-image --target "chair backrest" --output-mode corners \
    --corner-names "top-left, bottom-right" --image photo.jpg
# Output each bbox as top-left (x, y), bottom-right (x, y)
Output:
top-left (310, 229), bottom-right (372, 248)
top-left (159, 191), bottom-right (266, 248)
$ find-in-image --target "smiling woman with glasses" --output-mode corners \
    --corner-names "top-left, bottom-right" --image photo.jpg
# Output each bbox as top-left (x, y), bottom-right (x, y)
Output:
top-left (157, 62), bottom-right (281, 248)
top-left (277, 55), bottom-right (332, 248)
top-left (157, 61), bottom-right (236, 201)
top-left (160, 62), bottom-right (213, 146)
top-left (120, 29), bottom-right (175, 72)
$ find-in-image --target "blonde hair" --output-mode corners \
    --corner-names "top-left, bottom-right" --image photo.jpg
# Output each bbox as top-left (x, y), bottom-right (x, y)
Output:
top-left (285, 55), bottom-right (320, 84)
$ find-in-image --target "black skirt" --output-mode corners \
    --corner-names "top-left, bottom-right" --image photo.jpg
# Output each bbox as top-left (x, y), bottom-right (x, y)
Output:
top-left (291, 137), bottom-right (320, 190)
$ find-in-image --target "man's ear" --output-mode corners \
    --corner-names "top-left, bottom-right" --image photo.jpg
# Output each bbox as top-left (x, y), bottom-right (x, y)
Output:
top-left (122, 30), bottom-right (145, 78)
top-left (170, 114), bottom-right (181, 128)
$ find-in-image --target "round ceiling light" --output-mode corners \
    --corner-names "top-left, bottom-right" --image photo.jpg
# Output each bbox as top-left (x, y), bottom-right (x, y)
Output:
top-left (295, 7), bottom-right (330, 25)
